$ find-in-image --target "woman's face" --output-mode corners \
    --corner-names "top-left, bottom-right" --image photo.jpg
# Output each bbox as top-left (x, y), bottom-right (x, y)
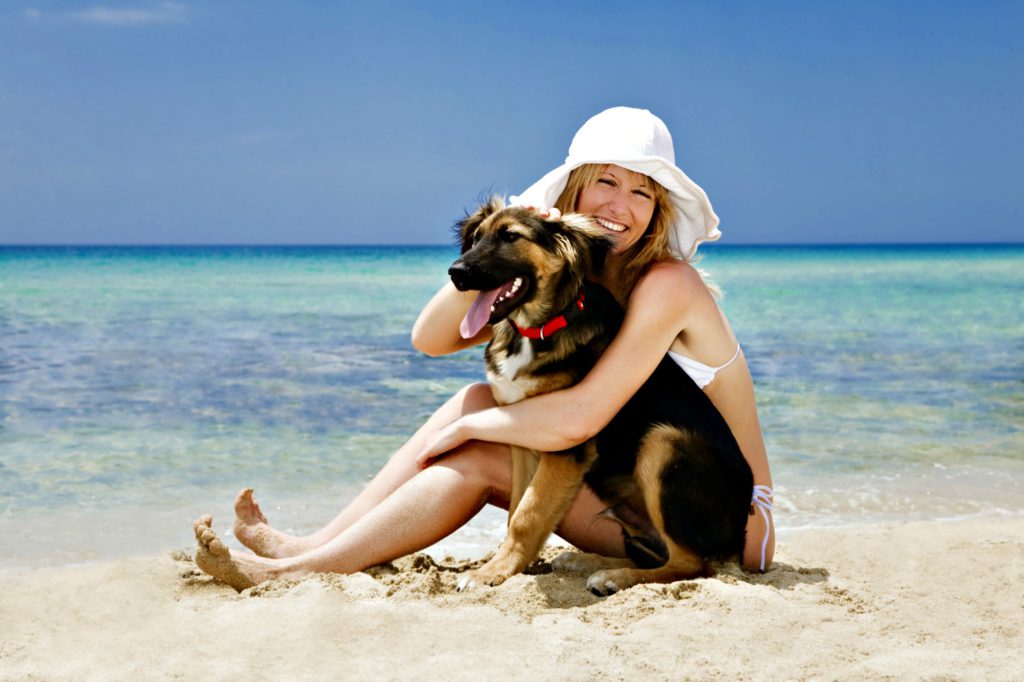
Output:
top-left (575, 164), bottom-right (657, 254)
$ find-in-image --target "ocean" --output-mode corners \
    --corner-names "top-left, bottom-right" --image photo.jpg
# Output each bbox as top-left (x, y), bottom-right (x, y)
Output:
top-left (1, 244), bottom-right (1022, 568)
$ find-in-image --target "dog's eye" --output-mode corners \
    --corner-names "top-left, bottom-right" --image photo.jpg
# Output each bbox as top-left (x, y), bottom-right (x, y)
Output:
top-left (501, 230), bottom-right (520, 243)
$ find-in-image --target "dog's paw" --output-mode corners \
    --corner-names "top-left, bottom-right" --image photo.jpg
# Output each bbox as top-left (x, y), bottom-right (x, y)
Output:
top-left (554, 551), bottom-right (634, 574)
top-left (586, 569), bottom-right (639, 597)
top-left (456, 555), bottom-right (523, 591)
top-left (456, 567), bottom-right (509, 591)
top-left (552, 550), bottom-right (596, 573)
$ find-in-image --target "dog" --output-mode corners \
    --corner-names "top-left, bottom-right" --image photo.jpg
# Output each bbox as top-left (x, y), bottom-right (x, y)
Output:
top-left (447, 198), bottom-right (753, 595)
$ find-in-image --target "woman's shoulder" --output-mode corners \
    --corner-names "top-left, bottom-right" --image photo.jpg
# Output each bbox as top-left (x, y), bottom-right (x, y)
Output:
top-left (626, 259), bottom-right (716, 320)
top-left (634, 259), bottom-right (712, 299)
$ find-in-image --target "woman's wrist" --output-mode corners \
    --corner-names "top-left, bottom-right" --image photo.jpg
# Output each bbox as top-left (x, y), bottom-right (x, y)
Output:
top-left (458, 410), bottom-right (488, 443)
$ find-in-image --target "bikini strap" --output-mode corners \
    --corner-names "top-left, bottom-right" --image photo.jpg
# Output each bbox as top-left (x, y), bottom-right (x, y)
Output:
top-left (720, 343), bottom-right (742, 371)
top-left (751, 484), bottom-right (774, 573)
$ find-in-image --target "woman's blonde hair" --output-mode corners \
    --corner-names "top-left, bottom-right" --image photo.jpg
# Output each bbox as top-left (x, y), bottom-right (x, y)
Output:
top-left (553, 163), bottom-right (679, 303)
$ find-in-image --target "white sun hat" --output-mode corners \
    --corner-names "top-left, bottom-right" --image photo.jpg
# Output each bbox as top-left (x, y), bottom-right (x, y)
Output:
top-left (510, 106), bottom-right (720, 260)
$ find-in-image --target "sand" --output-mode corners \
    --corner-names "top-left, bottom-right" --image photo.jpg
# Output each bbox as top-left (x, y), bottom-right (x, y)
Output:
top-left (2, 516), bottom-right (1023, 681)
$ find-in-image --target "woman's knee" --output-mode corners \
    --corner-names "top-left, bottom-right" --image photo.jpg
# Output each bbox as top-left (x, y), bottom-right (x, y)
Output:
top-left (456, 382), bottom-right (496, 413)
top-left (423, 383), bottom-right (494, 432)
top-left (436, 441), bottom-right (511, 499)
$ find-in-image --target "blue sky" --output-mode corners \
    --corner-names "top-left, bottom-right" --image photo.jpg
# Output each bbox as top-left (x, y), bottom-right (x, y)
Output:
top-left (1, 1), bottom-right (1021, 245)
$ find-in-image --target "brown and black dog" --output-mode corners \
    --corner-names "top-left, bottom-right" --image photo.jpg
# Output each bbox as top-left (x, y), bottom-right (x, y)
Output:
top-left (448, 199), bottom-right (752, 595)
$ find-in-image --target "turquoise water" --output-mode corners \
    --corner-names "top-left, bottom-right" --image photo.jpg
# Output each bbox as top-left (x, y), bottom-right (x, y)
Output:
top-left (1, 244), bottom-right (1022, 567)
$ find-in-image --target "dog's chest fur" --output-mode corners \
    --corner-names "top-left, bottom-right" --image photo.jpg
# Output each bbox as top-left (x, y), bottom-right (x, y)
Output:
top-left (484, 320), bottom-right (592, 406)
top-left (487, 337), bottom-right (539, 404)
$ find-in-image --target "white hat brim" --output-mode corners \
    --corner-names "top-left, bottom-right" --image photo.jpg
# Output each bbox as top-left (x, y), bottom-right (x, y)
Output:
top-left (511, 156), bottom-right (720, 260)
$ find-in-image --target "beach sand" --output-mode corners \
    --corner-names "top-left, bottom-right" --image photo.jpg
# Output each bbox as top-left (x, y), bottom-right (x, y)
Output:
top-left (2, 516), bottom-right (1022, 681)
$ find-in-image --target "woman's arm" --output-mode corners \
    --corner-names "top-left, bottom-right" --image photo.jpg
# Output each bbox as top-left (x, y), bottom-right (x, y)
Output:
top-left (416, 262), bottom-right (776, 571)
top-left (419, 261), bottom-right (706, 459)
top-left (411, 281), bottom-right (493, 356)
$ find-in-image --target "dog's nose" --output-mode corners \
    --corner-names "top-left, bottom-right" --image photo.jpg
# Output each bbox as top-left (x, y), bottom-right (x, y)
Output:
top-left (448, 261), bottom-right (472, 291)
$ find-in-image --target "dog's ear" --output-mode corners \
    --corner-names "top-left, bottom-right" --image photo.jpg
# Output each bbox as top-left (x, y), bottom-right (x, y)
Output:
top-left (551, 214), bottom-right (613, 280)
top-left (585, 232), bottom-right (611, 276)
top-left (452, 196), bottom-right (506, 253)
top-left (570, 229), bottom-right (612, 279)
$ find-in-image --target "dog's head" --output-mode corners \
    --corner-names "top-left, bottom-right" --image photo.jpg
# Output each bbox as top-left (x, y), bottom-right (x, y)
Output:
top-left (449, 197), bottom-right (611, 339)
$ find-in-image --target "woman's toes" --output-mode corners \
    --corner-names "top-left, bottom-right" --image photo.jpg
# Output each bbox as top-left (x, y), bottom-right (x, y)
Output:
top-left (193, 514), bottom-right (213, 539)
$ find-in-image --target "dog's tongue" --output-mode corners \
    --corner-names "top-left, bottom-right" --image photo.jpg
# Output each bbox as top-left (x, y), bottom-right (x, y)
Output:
top-left (460, 287), bottom-right (503, 339)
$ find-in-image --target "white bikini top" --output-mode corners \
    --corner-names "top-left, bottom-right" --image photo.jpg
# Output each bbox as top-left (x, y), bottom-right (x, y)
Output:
top-left (667, 344), bottom-right (742, 389)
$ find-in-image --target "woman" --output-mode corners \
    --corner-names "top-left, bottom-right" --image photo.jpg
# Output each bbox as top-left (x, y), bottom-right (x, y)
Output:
top-left (193, 107), bottom-right (775, 591)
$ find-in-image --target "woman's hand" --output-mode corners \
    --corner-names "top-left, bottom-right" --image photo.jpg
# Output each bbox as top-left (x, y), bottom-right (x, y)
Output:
top-left (416, 418), bottom-right (471, 468)
top-left (523, 206), bottom-right (561, 221)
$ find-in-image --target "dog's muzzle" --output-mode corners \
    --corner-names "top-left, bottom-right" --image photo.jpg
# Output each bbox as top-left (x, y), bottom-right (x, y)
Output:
top-left (448, 261), bottom-right (473, 291)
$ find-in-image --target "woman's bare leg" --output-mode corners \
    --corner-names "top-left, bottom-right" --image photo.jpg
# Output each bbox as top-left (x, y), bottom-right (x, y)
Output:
top-left (741, 503), bottom-right (775, 572)
top-left (199, 440), bottom-right (511, 588)
top-left (555, 488), bottom-right (628, 558)
top-left (196, 445), bottom-right (625, 589)
top-left (233, 383), bottom-right (498, 558)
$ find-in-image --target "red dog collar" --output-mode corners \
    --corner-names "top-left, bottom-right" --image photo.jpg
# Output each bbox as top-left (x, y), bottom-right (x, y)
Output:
top-left (511, 289), bottom-right (586, 341)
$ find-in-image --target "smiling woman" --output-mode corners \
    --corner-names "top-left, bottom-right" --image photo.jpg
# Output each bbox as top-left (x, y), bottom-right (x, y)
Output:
top-left (192, 107), bottom-right (776, 591)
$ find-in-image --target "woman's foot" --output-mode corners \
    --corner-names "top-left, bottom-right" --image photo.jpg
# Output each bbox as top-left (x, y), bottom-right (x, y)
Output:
top-left (232, 488), bottom-right (309, 559)
top-left (194, 514), bottom-right (279, 591)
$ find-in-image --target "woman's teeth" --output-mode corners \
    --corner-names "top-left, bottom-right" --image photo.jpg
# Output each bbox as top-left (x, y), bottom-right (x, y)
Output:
top-left (596, 218), bottom-right (627, 233)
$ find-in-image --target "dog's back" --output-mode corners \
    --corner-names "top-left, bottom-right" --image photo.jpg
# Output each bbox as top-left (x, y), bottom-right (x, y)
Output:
top-left (586, 354), bottom-right (753, 563)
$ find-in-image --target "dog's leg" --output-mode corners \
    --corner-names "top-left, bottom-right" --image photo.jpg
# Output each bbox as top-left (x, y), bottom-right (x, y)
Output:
top-left (586, 425), bottom-right (708, 596)
top-left (552, 551), bottom-right (634, 573)
top-left (507, 446), bottom-right (540, 519)
top-left (586, 548), bottom-right (706, 596)
top-left (458, 448), bottom-right (591, 590)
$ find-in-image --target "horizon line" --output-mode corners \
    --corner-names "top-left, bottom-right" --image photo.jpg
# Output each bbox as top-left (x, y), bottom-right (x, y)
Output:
top-left (1, 241), bottom-right (1022, 249)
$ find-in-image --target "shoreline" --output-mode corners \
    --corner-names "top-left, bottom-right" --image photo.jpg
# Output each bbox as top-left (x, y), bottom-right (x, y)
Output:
top-left (8, 446), bottom-right (1023, 573)
top-left (2, 516), bottom-right (1022, 680)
